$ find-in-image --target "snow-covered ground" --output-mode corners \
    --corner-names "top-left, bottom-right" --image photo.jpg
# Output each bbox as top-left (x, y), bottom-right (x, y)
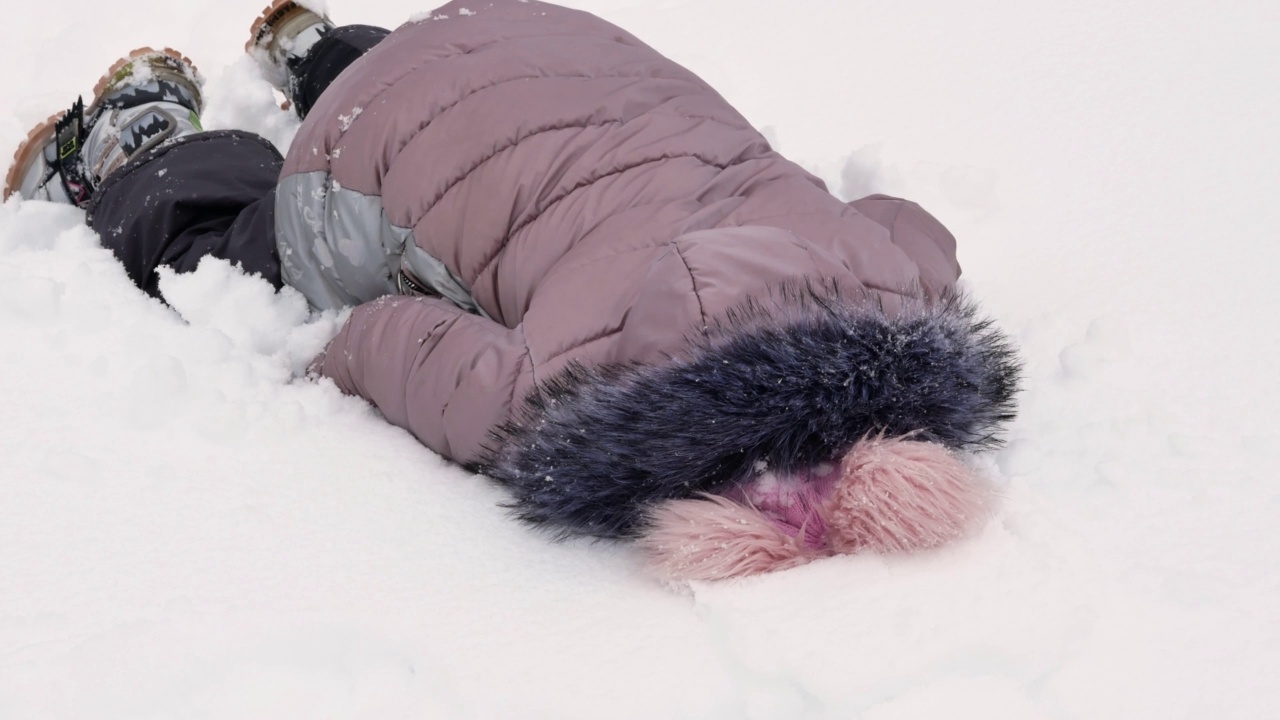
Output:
top-left (2, 0), bottom-right (1278, 717)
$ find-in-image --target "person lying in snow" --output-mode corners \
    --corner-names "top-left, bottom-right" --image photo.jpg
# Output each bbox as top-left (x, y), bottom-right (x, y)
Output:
top-left (5, 0), bottom-right (1020, 580)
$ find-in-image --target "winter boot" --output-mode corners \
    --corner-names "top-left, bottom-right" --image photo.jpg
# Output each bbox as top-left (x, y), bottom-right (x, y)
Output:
top-left (4, 47), bottom-right (204, 207)
top-left (246, 0), bottom-right (335, 95)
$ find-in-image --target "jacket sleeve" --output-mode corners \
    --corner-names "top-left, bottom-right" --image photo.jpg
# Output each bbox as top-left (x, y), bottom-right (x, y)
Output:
top-left (849, 194), bottom-right (961, 294)
top-left (311, 295), bottom-right (530, 463)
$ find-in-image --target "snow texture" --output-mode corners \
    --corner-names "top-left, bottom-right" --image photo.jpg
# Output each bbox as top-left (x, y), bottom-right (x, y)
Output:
top-left (1, 0), bottom-right (1278, 718)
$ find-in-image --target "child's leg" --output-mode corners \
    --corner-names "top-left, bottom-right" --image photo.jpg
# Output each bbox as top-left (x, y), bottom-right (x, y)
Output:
top-left (87, 131), bottom-right (284, 297)
top-left (287, 26), bottom-right (391, 119)
top-left (5, 48), bottom-right (285, 298)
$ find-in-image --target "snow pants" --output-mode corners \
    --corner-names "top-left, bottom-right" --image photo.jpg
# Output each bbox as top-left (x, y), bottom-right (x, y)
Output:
top-left (85, 25), bottom-right (391, 299)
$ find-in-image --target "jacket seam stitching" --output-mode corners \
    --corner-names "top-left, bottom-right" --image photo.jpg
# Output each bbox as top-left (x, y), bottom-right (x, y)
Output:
top-left (465, 150), bottom-right (750, 288)
top-left (373, 73), bottom-right (719, 198)
top-left (407, 108), bottom-right (750, 224)
top-left (538, 325), bottom-right (625, 368)
top-left (335, 32), bottom-right (708, 145)
top-left (498, 340), bottom-right (534, 442)
top-left (520, 334), bottom-right (537, 387)
top-left (671, 241), bottom-right (708, 330)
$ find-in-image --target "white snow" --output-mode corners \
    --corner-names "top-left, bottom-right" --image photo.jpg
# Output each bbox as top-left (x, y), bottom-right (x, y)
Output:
top-left (336, 106), bottom-right (363, 132)
top-left (2, 0), bottom-right (1278, 718)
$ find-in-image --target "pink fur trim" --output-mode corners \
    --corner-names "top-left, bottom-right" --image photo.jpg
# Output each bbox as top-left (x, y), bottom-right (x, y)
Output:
top-left (640, 494), bottom-right (821, 581)
top-left (824, 437), bottom-right (991, 554)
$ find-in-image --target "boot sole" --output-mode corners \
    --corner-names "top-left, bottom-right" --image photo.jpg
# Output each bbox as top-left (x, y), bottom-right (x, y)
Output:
top-left (3, 113), bottom-right (62, 201)
top-left (3, 47), bottom-right (201, 202)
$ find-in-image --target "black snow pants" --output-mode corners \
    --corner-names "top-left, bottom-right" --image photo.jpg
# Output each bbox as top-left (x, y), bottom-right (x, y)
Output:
top-left (85, 25), bottom-right (390, 299)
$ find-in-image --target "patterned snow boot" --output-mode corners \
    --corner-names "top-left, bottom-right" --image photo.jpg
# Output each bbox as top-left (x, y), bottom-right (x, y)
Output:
top-left (4, 47), bottom-right (204, 207)
top-left (246, 0), bottom-right (336, 94)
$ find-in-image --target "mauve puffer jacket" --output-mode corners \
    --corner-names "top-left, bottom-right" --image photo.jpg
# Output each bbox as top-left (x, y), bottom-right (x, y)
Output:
top-left (289, 0), bottom-right (1018, 539)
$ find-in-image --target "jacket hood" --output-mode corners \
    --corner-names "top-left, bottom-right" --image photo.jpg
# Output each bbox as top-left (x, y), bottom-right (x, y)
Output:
top-left (474, 285), bottom-right (1020, 540)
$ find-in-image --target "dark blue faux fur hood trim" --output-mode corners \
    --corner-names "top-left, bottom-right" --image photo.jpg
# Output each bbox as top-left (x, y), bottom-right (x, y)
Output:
top-left (471, 287), bottom-right (1021, 540)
